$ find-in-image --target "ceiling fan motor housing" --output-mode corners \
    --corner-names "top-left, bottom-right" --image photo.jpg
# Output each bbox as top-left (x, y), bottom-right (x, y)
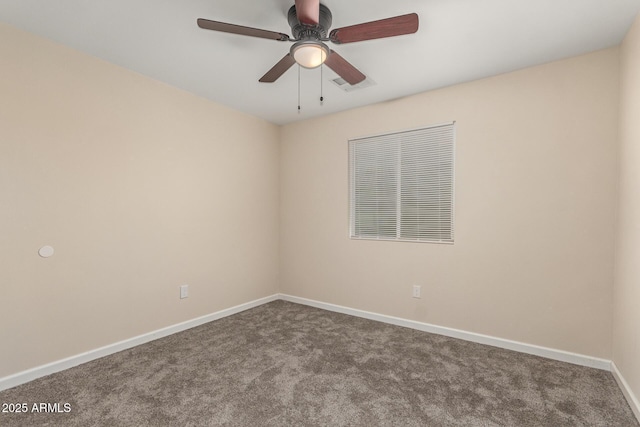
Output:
top-left (287, 4), bottom-right (333, 40)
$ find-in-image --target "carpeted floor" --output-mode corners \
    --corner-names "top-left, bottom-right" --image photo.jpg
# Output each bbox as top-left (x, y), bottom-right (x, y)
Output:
top-left (0, 300), bottom-right (637, 426)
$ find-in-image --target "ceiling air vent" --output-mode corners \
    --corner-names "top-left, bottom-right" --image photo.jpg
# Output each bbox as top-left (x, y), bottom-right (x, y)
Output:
top-left (331, 77), bottom-right (376, 92)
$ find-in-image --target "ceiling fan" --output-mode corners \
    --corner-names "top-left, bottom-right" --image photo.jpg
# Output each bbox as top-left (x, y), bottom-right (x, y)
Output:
top-left (197, 0), bottom-right (419, 85)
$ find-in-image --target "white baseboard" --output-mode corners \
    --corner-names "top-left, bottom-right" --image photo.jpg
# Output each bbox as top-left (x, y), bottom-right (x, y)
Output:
top-left (0, 292), bottom-right (617, 395)
top-left (279, 294), bottom-right (612, 371)
top-left (0, 294), bottom-right (280, 392)
top-left (611, 361), bottom-right (640, 423)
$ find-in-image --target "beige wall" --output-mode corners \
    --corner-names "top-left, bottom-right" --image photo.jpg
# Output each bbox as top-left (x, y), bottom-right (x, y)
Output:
top-left (0, 24), bottom-right (280, 378)
top-left (613, 12), bottom-right (640, 409)
top-left (280, 48), bottom-right (620, 359)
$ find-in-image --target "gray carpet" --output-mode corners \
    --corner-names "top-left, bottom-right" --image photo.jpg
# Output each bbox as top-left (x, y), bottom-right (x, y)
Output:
top-left (0, 300), bottom-right (637, 426)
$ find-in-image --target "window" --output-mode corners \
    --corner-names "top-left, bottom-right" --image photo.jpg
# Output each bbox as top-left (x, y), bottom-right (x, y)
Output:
top-left (349, 122), bottom-right (455, 243)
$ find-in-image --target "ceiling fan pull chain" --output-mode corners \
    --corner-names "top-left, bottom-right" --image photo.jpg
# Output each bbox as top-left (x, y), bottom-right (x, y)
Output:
top-left (320, 64), bottom-right (324, 106)
top-left (298, 65), bottom-right (301, 114)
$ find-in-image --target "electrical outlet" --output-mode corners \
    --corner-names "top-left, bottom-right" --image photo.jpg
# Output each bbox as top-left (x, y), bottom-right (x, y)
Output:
top-left (412, 285), bottom-right (421, 299)
top-left (180, 284), bottom-right (189, 299)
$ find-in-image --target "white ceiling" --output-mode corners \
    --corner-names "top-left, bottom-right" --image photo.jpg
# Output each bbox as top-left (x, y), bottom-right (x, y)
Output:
top-left (2, 0), bottom-right (639, 125)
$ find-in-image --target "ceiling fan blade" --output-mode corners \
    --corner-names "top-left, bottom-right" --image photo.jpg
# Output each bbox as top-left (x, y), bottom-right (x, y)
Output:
top-left (197, 18), bottom-right (290, 41)
top-left (259, 54), bottom-right (296, 83)
top-left (324, 50), bottom-right (366, 85)
top-left (295, 0), bottom-right (320, 26)
top-left (329, 13), bottom-right (419, 44)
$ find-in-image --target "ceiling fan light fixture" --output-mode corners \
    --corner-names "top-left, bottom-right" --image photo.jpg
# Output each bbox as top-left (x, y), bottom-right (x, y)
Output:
top-left (291, 41), bottom-right (329, 69)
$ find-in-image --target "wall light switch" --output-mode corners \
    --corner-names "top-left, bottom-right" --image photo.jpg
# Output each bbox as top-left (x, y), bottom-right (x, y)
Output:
top-left (180, 285), bottom-right (189, 299)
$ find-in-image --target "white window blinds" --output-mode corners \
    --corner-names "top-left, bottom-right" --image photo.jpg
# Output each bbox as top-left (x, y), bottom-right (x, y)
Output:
top-left (349, 123), bottom-right (455, 243)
